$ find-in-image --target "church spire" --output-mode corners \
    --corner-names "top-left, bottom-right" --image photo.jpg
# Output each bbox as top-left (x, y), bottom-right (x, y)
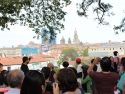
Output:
top-left (75, 28), bottom-right (76, 31)
top-left (68, 37), bottom-right (71, 44)
top-left (73, 28), bottom-right (80, 46)
top-left (60, 36), bottom-right (65, 44)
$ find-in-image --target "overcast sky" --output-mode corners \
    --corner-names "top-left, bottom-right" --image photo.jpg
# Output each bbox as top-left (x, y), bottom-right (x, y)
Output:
top-left (0, 0), bottom-right (125, 47)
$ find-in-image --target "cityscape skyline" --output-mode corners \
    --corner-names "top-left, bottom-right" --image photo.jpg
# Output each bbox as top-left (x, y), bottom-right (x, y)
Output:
top-left (0, 0), bottom-right (125, 47)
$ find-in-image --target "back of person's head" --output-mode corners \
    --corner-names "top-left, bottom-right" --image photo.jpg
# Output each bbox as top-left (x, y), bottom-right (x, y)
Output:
top-left (62, 61), bottom-right (69, 68)
top-left (7, 69), bottom-right (24, 88)
top-left (57, 68), bottom-right (78, 92)
top-left (20, 70), bottom-right (45, 94)
top-left (121, 57), bottom-right (125, 71)
top-left (22, 56), bottom-right (29, 63)
top-left (1, 70), bottom-right (7, 77)
top-left (0, 63), bottom-right (3, 72)
top-left (113, 51), bottom-right (118, 56)
top-left (41, 67), bottom-right (50, 80)
top-left (91, 59), bottom-right (98, 71)
top-left (110, 56), bottom-right (115, 63)
top-left (76, 58), bottom-right (81, 64)
top-left (91, 59), bottom-right (94, 64)
top-left (47, 63), bottom-right (54, 69)
top-left (100, 57), bottom-right (111, 72)
top-left (68, 67), bottom-right (77, 77)
top-left (81, 65), bottom-right (89, 78)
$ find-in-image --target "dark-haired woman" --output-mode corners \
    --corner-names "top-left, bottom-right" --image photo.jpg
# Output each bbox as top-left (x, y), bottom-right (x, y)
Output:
top-left (117, 57), bottom-right (125, 92)
top-left (20, 70), bottom-right (46, 94)
top-left (1, 70), bottom-right (8, 87)
top-left (109, 56), bottom-right (117, 73)
top-left (53, 68), bottom-right (83, 94)
top-left (81, 65), bottom-right (92, 93)
top-left (41, 67), bottom-right (53, 94)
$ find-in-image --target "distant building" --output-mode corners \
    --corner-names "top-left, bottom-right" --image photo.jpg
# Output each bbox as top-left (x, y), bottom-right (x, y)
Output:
top-left (73, 29), bottom-right (80, 48)
top-left (88, 43), bottom-right (125, 57)
top-left (41, 45), bottom-right (49, 52)
top-left (0, 46), bottom-right (22, 57)
top-left (21, 47), bottom-right (38, 55)
top-left (68, 37), bottom-right (71, 45)
top-left (41, 28), bottom-right (56, 45)
top-left (60, 36), bottom-right (65, 45)
top-left (0, 45), bottom-right (39, 57)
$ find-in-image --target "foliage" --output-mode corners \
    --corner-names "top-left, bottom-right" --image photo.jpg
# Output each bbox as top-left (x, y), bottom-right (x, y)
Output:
top-left (79, 48), bottom-right (88, 56)
top-left (61, 47), bottom-right (78, 61)
top-left (76, 0), bottom-right (125, 33)
top-left (0, 0), bottom-right (71, 40)
top-left (74, 64), bottom-right (78, 69)
top-left (54, 67), bottom-right (60, 73)
top-left (57, 59), bottom-right (62, 67)
top-left (83, 48), bottom-right (89, 56)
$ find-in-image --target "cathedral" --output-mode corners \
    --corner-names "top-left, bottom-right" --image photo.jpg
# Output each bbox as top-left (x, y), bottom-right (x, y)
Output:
top-left (60, 36), bottom-right (65, 45)
top-left (60, 29), bottom-right (80, 47)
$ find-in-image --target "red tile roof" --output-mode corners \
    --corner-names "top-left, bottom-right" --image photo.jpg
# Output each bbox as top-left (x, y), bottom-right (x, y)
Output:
top-left (0, 54), bottom-right (54, 66)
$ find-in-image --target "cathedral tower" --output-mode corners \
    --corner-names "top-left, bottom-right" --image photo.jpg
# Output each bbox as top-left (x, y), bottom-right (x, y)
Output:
top-left (68, 37), bottom-right (71, 45)
top-left (73, 29), bottom-right (80, 45)
top-left (60, 36), bottom-right (65, 45)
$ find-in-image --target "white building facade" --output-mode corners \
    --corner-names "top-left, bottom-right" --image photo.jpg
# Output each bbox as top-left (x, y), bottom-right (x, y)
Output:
top-left (88, 44), bottom-right (125, 57)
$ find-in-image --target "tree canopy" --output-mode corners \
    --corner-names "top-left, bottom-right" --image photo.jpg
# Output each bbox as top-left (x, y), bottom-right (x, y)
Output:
top-left (61, 47), bottom-right (78, 61)
top-left (76, 0), bottom-right (125, 34)
top-left (79, 48), bottom-right (89, 56)
top-left (1, 0), bottom-right (124, 39)
top-left (0, 0), bottom-right (71, 40)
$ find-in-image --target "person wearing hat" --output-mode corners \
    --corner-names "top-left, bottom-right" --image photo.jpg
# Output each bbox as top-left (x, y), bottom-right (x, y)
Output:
top-left (76, 58), bottom-right (82, 84)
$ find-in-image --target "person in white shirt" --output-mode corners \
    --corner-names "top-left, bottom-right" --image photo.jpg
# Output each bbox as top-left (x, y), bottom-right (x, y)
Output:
top-left (5, 69), bottom-right (24, 94)
top-left (95, 58), bottom-right (102, 72)
top-left (76, 58), bottom-right (82, 84)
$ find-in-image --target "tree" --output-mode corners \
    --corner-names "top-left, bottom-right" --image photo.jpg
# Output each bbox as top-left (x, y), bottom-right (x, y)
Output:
top-left (76, 0), bottom-right (125, 33)
top-left (79, 48), bottom-right (88, 56)
top-left (83, 48), bottom-right (89, 56)
top-left (0, 0), bottom-right (71, 40)
top-left (61, 47), bottom-right (78, 61)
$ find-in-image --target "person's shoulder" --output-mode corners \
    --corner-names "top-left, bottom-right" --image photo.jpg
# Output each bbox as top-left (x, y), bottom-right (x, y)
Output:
top-left (87, 75), bottom-right (92, 80)
top-left (121, 73), bottom-right (125, 78)
top-left (110, 72), bottom-right (119, 78)
top-left (89, 71), bottom-right (99, 76)
top-left (110, 72), bottom-right (118, 75)
top-left (21, 63), bottom-right (25, 66)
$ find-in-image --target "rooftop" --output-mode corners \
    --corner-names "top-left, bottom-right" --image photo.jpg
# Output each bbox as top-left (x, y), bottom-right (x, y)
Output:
top-left (101, 44), bottom-right (124, 47)
top-left (0, 54), bottom-right (55, 66)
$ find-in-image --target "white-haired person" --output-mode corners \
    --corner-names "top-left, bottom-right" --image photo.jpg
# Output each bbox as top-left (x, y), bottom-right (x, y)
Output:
top-left (47, 63), bottom-right (57, 83)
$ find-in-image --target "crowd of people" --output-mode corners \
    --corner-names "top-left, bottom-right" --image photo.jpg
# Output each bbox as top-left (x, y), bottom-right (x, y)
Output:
top-left (0, 51), bottom-right (125, 94)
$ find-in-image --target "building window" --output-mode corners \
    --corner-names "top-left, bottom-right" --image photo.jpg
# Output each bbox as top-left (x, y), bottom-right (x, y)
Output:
top-left (104, 48), bottom-right (105, 50)
top-left (120, 48), bottom-right (121, 50)
top-left (110, 48), bottom-right (111, 50)
top-left (113, 48), bottom-right (114, 50)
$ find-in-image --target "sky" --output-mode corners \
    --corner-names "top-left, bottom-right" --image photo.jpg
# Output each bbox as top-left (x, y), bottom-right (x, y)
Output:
top-left (0, 0), bottom-right (125, 47)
